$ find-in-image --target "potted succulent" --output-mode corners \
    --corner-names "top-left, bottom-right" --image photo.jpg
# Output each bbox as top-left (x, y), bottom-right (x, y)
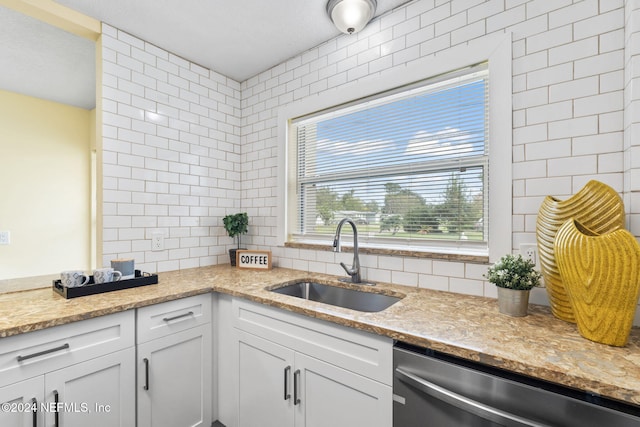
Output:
top-left (223, 212), bottom-right (249, 266)
top-left (484, 254), bottom-right (542, 317)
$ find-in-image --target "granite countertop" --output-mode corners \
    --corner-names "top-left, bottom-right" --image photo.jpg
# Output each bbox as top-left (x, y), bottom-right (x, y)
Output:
top-left (1, 264), bottom-right (639, 407)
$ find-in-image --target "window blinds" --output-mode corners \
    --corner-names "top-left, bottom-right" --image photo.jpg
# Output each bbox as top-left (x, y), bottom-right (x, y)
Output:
top-left (293, 66), bottom-right (489, 250)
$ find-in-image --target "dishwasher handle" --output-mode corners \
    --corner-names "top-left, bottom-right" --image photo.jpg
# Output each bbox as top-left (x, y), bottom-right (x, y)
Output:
top-left (395, 368), bottom-right (552, 427)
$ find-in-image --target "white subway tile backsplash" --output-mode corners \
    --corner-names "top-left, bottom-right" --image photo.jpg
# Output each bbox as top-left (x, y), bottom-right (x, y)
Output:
top-left (513, 123), bottom-right (547, 145)
top-left (449, 278), bottom-right (484, 296)
top-left (467, 0), bottom-right (503, 22)
top-left (450, 19), bottom-right (485, 45)
top-left (599, 152), bottom-right (624, 173)
top-left (526, 177), bottom-right (572, 196)
top-left (526, 101), bottom-right (572, 125)
top-left (525, 139), bottom-right (571, 160)
top-left (403, 258), bottom-right (432, 275)
top-left (391, 271), bottom-right (418, 287)
top-left (548, 155), bottom-right (598, 177)
top-left (525, 0), bottom-right (572, 19)
top-left (526, 62), bottom-right (573, 89)
top-left (548, 116), bottom-right (598, 139)
top-left (548, 0), bottom-right (597, 29)
top-left (548, 76), bottom-right (599, 103)
top-left (433, 261), bottom-right (465, 278)
top-left (548, 37), bottom-right (599, 66)
top-left (101, 24), bottom-right (240, 271)
top-left (572, 133), bottom-right (623, 156)
top-left (574, 50), bottom-right (624, 78)
top-left (418, 274), bottom-right (449, 291)
top-left (574, 8), bottom-right (624, 41)
top-left (574, 92), bottom-right (623, 117)
top-left (99, 1), bottom-right (640, 320)
top-left (525, 23), bottom-right (571, 54)
top-left (486, 5), bottom-right (525, 33)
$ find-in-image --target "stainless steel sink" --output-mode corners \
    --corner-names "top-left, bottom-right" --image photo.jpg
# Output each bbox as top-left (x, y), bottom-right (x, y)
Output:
top-left (270, 281), bottom-right (403, 312)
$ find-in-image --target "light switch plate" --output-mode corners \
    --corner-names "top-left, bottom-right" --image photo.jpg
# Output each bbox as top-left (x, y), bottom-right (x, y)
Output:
top-left (0, 231), bottom-right (10, 245)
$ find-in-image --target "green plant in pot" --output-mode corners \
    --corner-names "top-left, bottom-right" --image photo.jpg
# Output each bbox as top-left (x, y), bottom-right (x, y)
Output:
top-left (223, 212), bottom-right (248, 267)
top-left (485, 254), bottom-right (542, 317)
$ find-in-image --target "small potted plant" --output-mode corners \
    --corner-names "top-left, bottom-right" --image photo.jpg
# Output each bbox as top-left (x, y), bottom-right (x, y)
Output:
top-left (484, 254), bottom-right (542, 317)
top-left (223, 212), bottom-right (249, 266)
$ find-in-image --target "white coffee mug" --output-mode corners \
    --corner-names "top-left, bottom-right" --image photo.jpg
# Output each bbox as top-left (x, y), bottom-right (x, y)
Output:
top-left (93, 267), bottom-right (122, 284)
top-left (60, 270), bottom-right (90, 288)
top-left (111, 259), bottom-right (135, 280)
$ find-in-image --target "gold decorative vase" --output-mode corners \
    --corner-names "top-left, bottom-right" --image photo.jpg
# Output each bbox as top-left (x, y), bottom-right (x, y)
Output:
top-left (536, 180), bottom-right (624, 323)
top-left (554, 219), bottom-right (640, 347)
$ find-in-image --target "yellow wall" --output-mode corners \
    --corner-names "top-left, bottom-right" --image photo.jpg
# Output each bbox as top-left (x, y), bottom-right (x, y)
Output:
top-left (0, 89), bottom-right (91, 279)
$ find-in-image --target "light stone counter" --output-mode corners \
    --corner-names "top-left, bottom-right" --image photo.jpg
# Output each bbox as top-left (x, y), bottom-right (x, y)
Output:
top-left (1, 264), bottom-right (639, 407)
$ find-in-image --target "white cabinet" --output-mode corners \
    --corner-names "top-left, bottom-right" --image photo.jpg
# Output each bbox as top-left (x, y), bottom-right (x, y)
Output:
top-left (226, 298), bottom-right (393, 427)
top-left (295, 352), bottom-right (392, 427)
top-left (0, 311), bottom-right (135, 427)
top-left (237, 331), bottom-right (293, 427)
top-left (236, 330), bottom-right (391, 427)
top-left (0, 376), bottom-right (43, 427)
top-left (136, 294), bottom-right (212, 427)
top-left (44, 347), bottom-right (135, 427)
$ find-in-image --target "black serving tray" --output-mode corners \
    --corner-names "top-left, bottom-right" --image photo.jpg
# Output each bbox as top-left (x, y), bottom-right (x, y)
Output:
top-left (53, 270), bottom-right (158, 299)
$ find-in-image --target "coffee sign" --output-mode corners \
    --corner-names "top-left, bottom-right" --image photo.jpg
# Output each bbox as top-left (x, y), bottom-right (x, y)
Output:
top-left (236, 250), bottom-right (272, 270)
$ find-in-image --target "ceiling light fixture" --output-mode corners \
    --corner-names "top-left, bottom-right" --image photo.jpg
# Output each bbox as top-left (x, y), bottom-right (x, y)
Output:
top-left (326, 0), bottom-right (377, 35)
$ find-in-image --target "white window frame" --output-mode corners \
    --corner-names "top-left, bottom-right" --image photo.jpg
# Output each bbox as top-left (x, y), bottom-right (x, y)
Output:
top-left (277, 33), bottom-right (512, 261)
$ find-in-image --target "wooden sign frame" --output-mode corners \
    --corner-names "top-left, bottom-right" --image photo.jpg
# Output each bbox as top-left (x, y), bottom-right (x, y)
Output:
top-left (236, 250), bottom-right (272, 270)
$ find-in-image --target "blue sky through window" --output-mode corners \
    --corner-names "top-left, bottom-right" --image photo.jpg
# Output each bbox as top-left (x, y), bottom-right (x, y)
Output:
top-left (296, 75), bottom-right (488, 242)
top-left (312, 79), bottom-right (486, 175)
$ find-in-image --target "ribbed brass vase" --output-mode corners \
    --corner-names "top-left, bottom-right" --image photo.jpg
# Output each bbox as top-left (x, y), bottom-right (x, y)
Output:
top-left (536, 180), bottom-right (624, 323)
top-left (554, 219), bottom-right (640, 347)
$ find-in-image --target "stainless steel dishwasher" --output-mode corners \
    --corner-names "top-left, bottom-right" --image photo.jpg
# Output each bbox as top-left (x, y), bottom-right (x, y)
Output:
top-left (393, 342), bottom-right (640, 427)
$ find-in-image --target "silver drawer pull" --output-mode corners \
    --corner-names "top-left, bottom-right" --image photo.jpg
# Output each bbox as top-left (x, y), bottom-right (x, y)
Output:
top-left (143, 358), bottom-right (150, 390)
top-left (284, 366), bottom-right (291, 400)
top-left (53, 390), bottom-right (60, 427)
top-left (17, 343), bottom-right (70, 362)
top-left (31, 397), bottom-right (37, 427)
top-left (294, 369), bottom-right (301, 405)
top-left (162, 311), bottom-right (194, 322)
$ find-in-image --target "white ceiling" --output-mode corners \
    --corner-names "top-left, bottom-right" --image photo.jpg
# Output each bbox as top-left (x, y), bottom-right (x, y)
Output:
top-left (0, 0), bottom-right (409, 110)
top-left (0, 5), bottom-right (96, 109)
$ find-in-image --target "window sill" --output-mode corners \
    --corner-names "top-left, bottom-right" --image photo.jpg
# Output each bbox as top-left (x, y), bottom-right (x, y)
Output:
top-left (284, 241), bottom-right (489, 264)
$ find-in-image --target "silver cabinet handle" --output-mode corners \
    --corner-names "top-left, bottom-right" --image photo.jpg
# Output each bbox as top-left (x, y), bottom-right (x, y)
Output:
top-left (17, 343), bottom-right (70, 362)
top-left (162, 311), bottom-right (194, 322)
top-left (143, 358), bottom-right (150, 390)
top-left (31, 397), bottom-right (37, 427)
top-left (395, 368), bottom-right (552, 427)
top-left (284, 366), bottom-right (291, 400)
top-left (53, 390), bottom-right (59, 427)
top-left (293, 369), bottom-right (301, 405)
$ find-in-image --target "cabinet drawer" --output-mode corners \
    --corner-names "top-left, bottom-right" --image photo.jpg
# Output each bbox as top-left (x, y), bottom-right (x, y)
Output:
top-left (136, 294), bottom-right (211, 343)
top-left (232, 298), bottom-right (392, 385)
top-left (0, 310), bottom-right (135, 388)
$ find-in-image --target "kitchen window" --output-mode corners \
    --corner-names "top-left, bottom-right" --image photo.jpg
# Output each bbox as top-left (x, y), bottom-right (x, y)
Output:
top-left (289, 65), bottom-right (490, 255)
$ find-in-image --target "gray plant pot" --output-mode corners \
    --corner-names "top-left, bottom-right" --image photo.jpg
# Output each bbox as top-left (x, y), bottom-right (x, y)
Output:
top-left (228, 248), bottom-right (246, 267)
top-left (497, 287), bottom-right (530, 317)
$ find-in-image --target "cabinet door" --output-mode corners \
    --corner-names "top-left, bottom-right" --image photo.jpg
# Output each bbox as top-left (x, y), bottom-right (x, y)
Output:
top-left (137, 324), bottom-right (212, 427)
top-left (294, 353), bottom-right (392, 427)
top-left (44, 347), bottom-right (135, 427)
top-left (0, 376), bottom-right (44, 427)
top-left (236, 330), bottom-right (294, 427)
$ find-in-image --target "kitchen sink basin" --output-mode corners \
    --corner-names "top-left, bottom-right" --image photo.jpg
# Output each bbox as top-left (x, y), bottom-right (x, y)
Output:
top-left (270, 281), bottom-right (403, 312)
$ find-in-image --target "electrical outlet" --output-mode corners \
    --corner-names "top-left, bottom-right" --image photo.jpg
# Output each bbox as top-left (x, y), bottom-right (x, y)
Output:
top-left (151, 232), bottom-right (164, 251)
top-left (0, 231), bottom-right (9, 245)
top-left (520, 244), bottom-right (537, 267)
